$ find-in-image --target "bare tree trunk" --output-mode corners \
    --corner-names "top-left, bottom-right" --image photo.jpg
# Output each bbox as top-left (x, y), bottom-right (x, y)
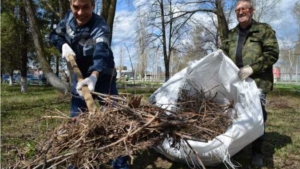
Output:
top-left (19, 4), bottom-right (28, 92)
top-left (136, 10), bottom-right (149, 80)
top-left (158, 0), bottom-right (170, 81)
top-left (56, 0), bottom-right (69, 79)
top-left (118, 47), bottom-right (123, 81)
top-left (8, 71), bottom-right (14, 86)
top-left (22, 0), bottom-right (69, 93)
top-left (100, 0), bottom-right (117, 45)
top-left (58, 0), bottom-right (69, 19)
top-left (215, 0), bottom-right (229, 47)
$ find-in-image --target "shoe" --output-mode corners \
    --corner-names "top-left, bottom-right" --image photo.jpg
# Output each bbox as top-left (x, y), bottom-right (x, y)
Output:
top-left (67, 165), bottom-right (75, 169)
top-left (112, 156), bottom-right (129, 169)
top-left (251, 153), bottom-right (263, 167)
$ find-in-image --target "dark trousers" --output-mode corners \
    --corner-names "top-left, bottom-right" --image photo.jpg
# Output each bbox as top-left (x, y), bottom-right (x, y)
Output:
top-left (252, 93), bottom-right (267, 155)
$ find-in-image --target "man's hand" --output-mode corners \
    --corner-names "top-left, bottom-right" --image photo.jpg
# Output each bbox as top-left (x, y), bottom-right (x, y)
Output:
top-left (238, 65), bottom-right (253, 80)
top-left (76, 74), bottom-right (97, 96)
top-left (62, 43), bottom-right (76, 62)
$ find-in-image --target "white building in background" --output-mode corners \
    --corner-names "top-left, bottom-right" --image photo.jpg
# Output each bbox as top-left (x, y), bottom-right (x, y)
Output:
top-left (117, 69), bottom-right (134, 81)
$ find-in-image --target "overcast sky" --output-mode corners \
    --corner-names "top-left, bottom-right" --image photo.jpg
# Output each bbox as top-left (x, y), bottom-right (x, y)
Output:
top-left (265, 0), bottom-right (299, 42)
top-left (110, 0), bottom-right (300, 69)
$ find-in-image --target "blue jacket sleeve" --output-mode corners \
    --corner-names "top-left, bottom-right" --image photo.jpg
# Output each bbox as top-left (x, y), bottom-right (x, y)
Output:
top-left (49, 12), bottom-right (70, 52)
top-left (88, 21), bottom-right (114, 74)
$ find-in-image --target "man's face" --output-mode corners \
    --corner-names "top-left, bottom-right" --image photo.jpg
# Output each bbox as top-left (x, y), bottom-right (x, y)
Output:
top-left (70, 0), bottom-right (94, 27)
top-left (235, 1), bottom-right (254, 25)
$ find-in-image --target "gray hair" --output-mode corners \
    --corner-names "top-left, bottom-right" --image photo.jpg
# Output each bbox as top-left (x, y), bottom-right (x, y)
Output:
top-left (70, 0), bottom-right (95, 4)
top-left (236, 0), bottom-right (254, 8)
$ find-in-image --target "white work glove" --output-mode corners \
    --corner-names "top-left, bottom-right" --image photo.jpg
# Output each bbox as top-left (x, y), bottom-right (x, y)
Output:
top-left (62, 43), bottom-right (76, 62)
top-left (238, 65), bottom-right (253, 80)
top-left (76, 74), bottom-right (97, 96)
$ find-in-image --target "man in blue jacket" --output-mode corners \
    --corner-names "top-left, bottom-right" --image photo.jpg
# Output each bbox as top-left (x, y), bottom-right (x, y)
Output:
top-left (50, 0), bottom-right (118, 116)
top-left (49, 0), bottom-right (128, 168)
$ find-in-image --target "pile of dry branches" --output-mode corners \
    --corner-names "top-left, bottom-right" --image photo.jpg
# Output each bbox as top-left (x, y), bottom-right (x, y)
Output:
top-left (16, 84), bottom-right (235, 169)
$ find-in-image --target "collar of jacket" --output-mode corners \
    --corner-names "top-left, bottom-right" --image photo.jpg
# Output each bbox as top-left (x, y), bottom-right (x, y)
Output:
top-left (67, 12), bottom-right (97, 43)
top-left (232, 19), bottom-right (261, 34)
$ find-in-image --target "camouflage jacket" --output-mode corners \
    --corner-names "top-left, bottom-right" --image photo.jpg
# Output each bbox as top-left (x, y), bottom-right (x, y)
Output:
top-left (221, 20), bottom-right (279, 93)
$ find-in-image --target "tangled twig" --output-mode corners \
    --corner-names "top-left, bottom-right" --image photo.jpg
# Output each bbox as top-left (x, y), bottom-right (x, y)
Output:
top-left (14, 84), bottom-right (235, 169)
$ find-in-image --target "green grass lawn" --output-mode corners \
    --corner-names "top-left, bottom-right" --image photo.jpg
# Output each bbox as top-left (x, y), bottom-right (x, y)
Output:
top-left (1, 83), bottom-right (299, 169)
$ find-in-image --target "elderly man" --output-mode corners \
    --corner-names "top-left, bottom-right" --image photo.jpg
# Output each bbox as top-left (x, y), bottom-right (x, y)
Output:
top-left (221, 0), bottom-right (279, 167)
top-left (49, 0), bottom-right (128, 168)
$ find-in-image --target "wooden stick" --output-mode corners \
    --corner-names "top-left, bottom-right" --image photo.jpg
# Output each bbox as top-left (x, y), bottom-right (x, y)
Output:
top-left (42, 116), bottom-right (70, 119)
top-left (67, 54), bottom-right (96, 113)
top-left (32, 151), bottom-right (77, 169)
top-left (91, 91), bottom-right (127, 102)
top-left (183, 139), bottom-right (206, 169)
top-left (174, 132), bottom-right (208, 142)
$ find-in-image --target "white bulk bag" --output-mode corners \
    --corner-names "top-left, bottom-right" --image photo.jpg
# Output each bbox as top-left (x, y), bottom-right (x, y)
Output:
top-left (149, 50), bottom-right (264, 168)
